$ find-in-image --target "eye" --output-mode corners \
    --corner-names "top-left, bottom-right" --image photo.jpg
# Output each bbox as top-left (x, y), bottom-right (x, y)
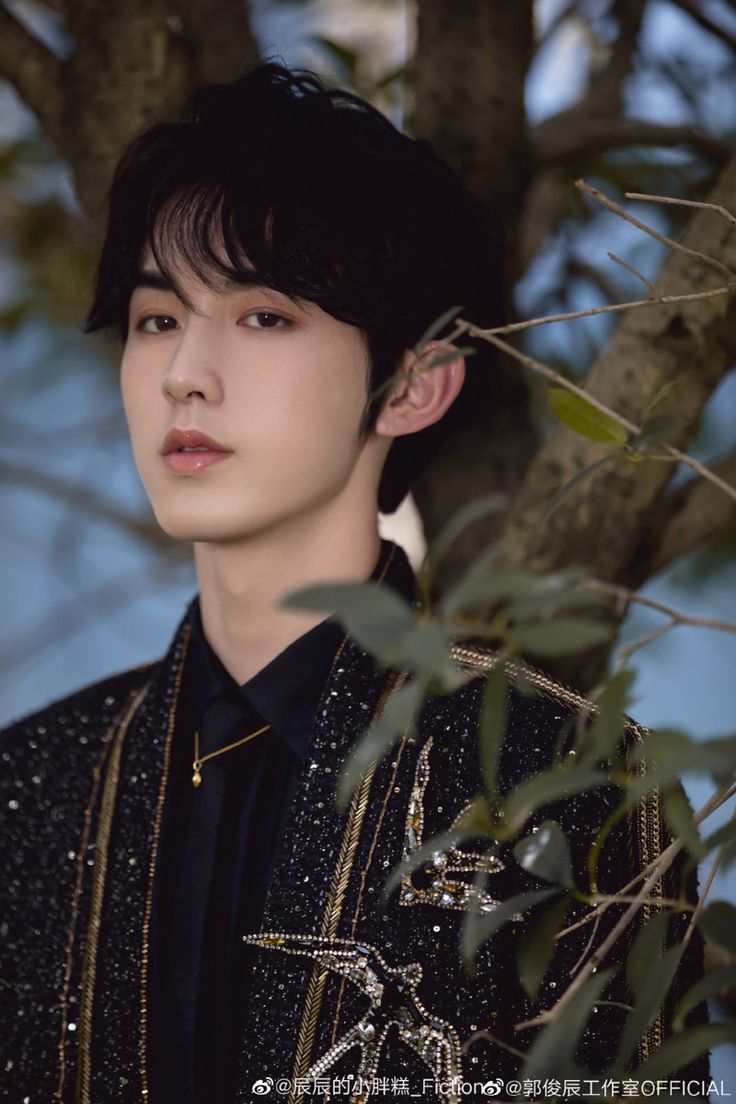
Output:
top-left (241, 311), bottom-right (291, 330)
top-left (137, 314), bottom-right (179, 333)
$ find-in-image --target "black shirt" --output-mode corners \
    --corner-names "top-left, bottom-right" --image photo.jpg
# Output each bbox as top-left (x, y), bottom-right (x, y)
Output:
top-left (148, 539), bottom-right (417, 1103)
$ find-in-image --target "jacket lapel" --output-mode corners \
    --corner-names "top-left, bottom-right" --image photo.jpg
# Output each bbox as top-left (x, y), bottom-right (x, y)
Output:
top-left (79, 602), bottom-right (195, 1103)
top-left (234, 628), bottom-right (407, 1099)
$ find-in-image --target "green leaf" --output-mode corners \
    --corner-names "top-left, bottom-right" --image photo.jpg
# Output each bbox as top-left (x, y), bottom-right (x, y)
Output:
top-left (624, 729), bottom-right (736, 804)
top-left (619, 945), bottom-right (683, 1067)
top-left (673, 963), bottom-right (736, 1028)
top-left (310, 36), bottom-right (360, 81)
top-left (421, 495), bottom-right (507, 589)
top-left (697, 900), bottom-right (736, 955)
top-left (638, 381), bottom-right (677, 424)
top-left (440, 564), bottom-right (534, 619)
top-left (503, 767), bottom-right (609, 834)
top-left (0, 302), bottom-right (29, 332)
top-left (423, 346), bottom-right (476, 371)
top-left (513, 820), bottom-right (575, 888)
top-left (282, 581), bottom-right (464, 690)
top-left (417, 304), bottom-right (464, 346)
top-left (521, 967), bottom-right (617, 1079)
top-left (505, 569), bottom-right (605, 624)
top-left (721, 836), bottom-right (736, 871)
top-left (381, 824), bottom-right (480, 903)
top-left (461, 886), bottom-right (559, 969)
top-left (510, 618), bottom-right (614, 657)
top-left (631, 413), bottom-right (689, 453)
top-left (632, 1023), bottom-right (736, 1080)
top-left (380, 621), bottom-right (469, 689)
top-left (517, 894), bottom-right (571, 1000)
top-left (703, 819), bottom-right (736, 859)
top-left (280, 580), bottom-right (413, 656)
top-left (578, 669), bottom-right (636, 768)
top-left (541, 455), bottom-right (620, 525)
top-left (335, 677), bottom-right (426, 810)
top-left (626, 908), bottom-right (671, 999)
top-left (662, 786), bottom-right (706, 861)
top-left (548, 388), bottom-right (629, 446)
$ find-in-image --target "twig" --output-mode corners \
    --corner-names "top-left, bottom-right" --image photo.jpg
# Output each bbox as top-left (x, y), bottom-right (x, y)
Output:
top-left (581, 577), bottom-right (736, 666)
top-left (461, 1028), bottom-right (527, 1061)
top-left (577, 178), bottom-right (736, 283)
top-left (594, 999), bottom-right (635, 1013)
top-left (616, 622), bottom-right (675, 668)
top-left (515, 836), bottom-right (681, 1030)
top-left (569, 908), bottom-right (601, 978)
top-left (624, 191), bottom-right (736, 229)
top-left (463, 328), bottom-right (736, 508)
top-left (586, 894), bottom-right (694, 911)
top-left (607, 251), bottom-right (657, 294)
top-left (557, 778), bottom-right (736, 941)
top-left (682, 833), bottom-right (724, 949)
top-left (460, 283), bottom-right (732, 337)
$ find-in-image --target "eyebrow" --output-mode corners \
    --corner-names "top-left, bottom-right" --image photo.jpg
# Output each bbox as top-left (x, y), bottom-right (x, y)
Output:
top-left (132, 267), bottom-right (273, 295)
top-left (130, 267), bottom-right (293, 316)
top-left (132, 269), bottom-right (177, 293)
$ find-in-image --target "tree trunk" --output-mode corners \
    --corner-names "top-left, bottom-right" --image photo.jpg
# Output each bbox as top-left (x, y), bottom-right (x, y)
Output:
top-left (408, 0), bottom-right (539, 590)
top-left (504, 156), bottom-right (736, 583)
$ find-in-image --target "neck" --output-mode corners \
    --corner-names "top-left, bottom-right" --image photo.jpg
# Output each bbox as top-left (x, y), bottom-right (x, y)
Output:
top-left (193, 508), bottom-right (382, 685)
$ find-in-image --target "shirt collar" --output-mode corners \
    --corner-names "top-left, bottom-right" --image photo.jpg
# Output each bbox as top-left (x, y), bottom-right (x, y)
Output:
top-left (187, 538), bottom-right (417, 759)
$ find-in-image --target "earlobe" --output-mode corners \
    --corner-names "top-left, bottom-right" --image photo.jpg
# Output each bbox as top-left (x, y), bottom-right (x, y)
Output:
top-left (374, 341), bottom-right (466, 440)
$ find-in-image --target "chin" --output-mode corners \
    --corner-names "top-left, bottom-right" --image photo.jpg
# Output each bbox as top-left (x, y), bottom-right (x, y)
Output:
top-left (150, 500), bottom-right (285, 545)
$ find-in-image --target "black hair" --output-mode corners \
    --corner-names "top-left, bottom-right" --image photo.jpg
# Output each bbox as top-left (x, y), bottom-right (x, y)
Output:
top-left (85, 62), bottom-right (501, 513)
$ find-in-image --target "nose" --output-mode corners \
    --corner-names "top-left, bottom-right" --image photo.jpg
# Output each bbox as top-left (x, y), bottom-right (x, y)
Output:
top-left (161, 325), bottom-right (224, 406)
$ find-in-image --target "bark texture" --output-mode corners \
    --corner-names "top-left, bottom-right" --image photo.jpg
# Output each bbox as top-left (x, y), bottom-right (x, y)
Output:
top-left (408, 0), bottom-right (539, 590)
top-left (0, 0), bottom-right (260, 225)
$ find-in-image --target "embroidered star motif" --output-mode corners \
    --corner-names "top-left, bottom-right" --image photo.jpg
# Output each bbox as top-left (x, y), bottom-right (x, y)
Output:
top-left (400, 735), bottom-right (519, 915)
top-left (242, 932), bottom-right (464, 1103)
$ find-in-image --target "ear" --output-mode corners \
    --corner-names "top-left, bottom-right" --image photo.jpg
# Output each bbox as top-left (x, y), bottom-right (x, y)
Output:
top-left (373, 340), bottom-right (466, 440)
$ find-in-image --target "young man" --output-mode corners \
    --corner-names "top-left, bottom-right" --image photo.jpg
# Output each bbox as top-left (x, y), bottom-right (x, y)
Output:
top-left (1, 64), bottom-right (709, 1103)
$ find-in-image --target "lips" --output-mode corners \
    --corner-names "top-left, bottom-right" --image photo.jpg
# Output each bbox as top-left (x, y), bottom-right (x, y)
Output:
top-left (161, 427), bottom-right (233, 474)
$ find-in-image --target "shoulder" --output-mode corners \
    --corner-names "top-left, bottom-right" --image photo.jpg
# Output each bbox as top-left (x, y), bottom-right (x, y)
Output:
top-left (441, 638), bottom-right (647, 759)
top-left (0, 659), bottom-right (159, 768)
top-left (450, 639), bottom-right (589, 710)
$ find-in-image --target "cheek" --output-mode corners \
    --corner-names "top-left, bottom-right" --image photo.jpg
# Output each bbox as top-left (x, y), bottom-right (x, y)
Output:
top-left (120, 351), bottom-right (155, 424)
top-left (231, 336), bottom-right (368, 446)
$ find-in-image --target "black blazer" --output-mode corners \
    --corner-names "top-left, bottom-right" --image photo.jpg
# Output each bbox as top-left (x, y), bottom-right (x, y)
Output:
top-left (1, 585), bottom-right (709, 1102)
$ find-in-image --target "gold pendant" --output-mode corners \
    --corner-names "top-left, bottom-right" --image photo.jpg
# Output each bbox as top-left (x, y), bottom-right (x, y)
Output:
top-left (192, 761), bottom-right (202, 788)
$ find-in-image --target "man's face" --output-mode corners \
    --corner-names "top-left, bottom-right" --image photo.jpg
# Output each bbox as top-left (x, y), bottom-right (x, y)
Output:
top-left (120, 248), bottom-right (388, 544)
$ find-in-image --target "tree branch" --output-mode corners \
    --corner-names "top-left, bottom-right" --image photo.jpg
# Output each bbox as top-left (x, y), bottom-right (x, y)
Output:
top-left (174, 0), bottom-right (260, 86)
top-left (533, 116), bottom-right (734, 166)
top-left (631, 449), bottom-right (736, 581)
top-left (580, 0), bottom-right (648, 118)
top-left (670, 0), bottom-right (736, 53)
top-left (0, 5), bottom-right (64, 145)
top-left (0, 458), bottom-right (173, 551)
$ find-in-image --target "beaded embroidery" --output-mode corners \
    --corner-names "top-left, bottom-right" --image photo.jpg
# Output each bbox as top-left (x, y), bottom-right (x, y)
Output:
top-left (243, 932), bottom-right (464, 1103)
top-left (399, 735), bottom-right (520, 917)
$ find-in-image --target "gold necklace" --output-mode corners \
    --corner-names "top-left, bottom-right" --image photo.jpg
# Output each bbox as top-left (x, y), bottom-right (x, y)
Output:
top-left (192, 722), bottom-right (270, 788)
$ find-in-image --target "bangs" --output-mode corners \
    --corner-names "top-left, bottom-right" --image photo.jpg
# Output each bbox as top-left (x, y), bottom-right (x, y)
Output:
top-left (145, 186), bottom-right (304, 312)
top-left (86, 103), bottom-right (387, 339)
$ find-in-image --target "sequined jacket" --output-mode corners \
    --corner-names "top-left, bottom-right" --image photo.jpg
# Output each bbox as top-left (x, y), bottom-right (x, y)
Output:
top-left (1, 598), bottom-right (709, 1104)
